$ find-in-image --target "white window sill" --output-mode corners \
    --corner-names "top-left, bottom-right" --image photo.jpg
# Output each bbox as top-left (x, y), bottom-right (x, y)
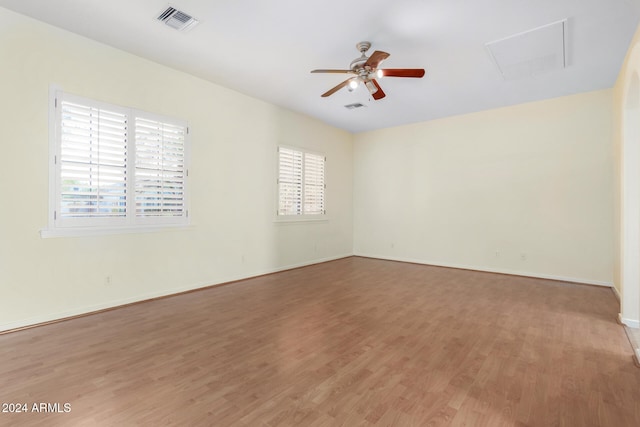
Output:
top-left (40, 224), bottom-right (194, 238)
top-left (273, 215), bottom-right (329, 224)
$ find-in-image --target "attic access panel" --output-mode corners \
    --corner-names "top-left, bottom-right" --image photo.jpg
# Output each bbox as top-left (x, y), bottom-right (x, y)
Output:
top-left (486, 19), bottom-right (567, 80)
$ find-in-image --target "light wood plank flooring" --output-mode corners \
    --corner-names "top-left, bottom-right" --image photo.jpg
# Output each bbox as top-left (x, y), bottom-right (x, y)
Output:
top-left (1, 257), bottom-right (639, 426)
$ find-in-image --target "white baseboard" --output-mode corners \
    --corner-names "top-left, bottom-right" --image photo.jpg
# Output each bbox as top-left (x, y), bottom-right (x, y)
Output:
top-left (2, 253), bottom-right (618, 333)
top-left (353, 253), bottom-right (614, 287)
top-left (0, 253), bottom-right (353, 333)
top-left (620, 313), bottom-right (640, 329)
top-left (611, 284), bottom-right (621, 301)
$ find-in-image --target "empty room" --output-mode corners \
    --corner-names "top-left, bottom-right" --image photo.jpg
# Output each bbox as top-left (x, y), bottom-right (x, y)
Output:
top-left (2, 0), bottom-right (640, 425)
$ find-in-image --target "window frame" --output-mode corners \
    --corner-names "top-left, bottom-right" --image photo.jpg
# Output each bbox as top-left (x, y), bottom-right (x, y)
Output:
top-left (42, 88), bottom-right (191, 238)
top-left (275, 145), bottom-right (327, 222)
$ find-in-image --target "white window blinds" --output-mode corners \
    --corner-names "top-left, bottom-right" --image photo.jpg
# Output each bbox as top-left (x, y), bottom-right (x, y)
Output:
top-left (278, 147), bottom-right (325, 216)
top-left (59, 101), bottom-right (128, 222)
top-left (278, 147), bottom-right (303, 215)
top-left (135, 118), bottom-right (186, 218)
top-left (51, 91), bottom-right (189, 232)
top-left (304, 152), bottom-right (325, 215)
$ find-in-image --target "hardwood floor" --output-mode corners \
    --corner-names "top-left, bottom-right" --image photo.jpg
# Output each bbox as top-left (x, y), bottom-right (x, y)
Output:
top-left (1, 257), bottom-right (639, 426)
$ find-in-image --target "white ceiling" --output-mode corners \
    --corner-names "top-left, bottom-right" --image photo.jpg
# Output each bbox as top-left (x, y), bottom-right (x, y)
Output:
top-left (1, 0), bottom-right (639, 133)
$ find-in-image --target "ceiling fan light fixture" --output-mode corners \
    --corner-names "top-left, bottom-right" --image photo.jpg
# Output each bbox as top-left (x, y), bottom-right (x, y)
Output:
top-left (348, 80), bottom-right (359, 90)
top-left (376, 69), bottom-right (384, 78)
top-left (365, 80), bottom-right (378, 94)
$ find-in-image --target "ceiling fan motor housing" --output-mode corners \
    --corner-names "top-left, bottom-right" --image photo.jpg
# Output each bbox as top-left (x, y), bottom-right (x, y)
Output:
top-left (351, 41), bottom-right (373, 71)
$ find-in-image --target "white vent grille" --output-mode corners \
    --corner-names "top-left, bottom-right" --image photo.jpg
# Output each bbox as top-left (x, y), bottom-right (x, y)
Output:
top-left (345, 103), bottom-right (366, 110)
top-left (157, 6), bottom-right (199, 32)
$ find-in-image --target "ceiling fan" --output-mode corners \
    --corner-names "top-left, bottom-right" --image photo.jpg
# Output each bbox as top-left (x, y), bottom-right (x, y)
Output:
top-left (311, 41), bottom-right (425, 100)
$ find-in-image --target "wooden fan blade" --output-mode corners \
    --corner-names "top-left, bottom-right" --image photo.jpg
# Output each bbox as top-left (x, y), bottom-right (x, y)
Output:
top-left (321, 78), bottom-right (353, 97)
top-left (364, 50), bottom-right (390, 69)
top-left (379, 68), bottom-right (426, 78)
top-left (370, 79), bottom-right (386, 100)
top-left (311, 69), bottom-right (355, 74)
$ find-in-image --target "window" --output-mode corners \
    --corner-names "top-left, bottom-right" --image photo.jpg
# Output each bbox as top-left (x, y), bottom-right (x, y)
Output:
top-left (46, 91), bottom-right (189, 235)
top-left (277, 146), bottom-right (325, 217)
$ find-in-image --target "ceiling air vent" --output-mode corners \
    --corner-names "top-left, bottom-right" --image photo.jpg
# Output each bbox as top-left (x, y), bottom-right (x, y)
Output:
top-left (157, 6), bottom-right (199, 32)
top-left (345, 103), bottom-right (366, 110)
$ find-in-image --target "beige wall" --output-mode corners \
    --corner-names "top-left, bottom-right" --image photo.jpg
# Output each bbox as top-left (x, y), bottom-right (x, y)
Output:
top-left (0, 6), bottom-right (624, 332)
top-left (353, 90), bottom-right (614, 285)
top-left (0, 8), bottom-right (353, 331)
